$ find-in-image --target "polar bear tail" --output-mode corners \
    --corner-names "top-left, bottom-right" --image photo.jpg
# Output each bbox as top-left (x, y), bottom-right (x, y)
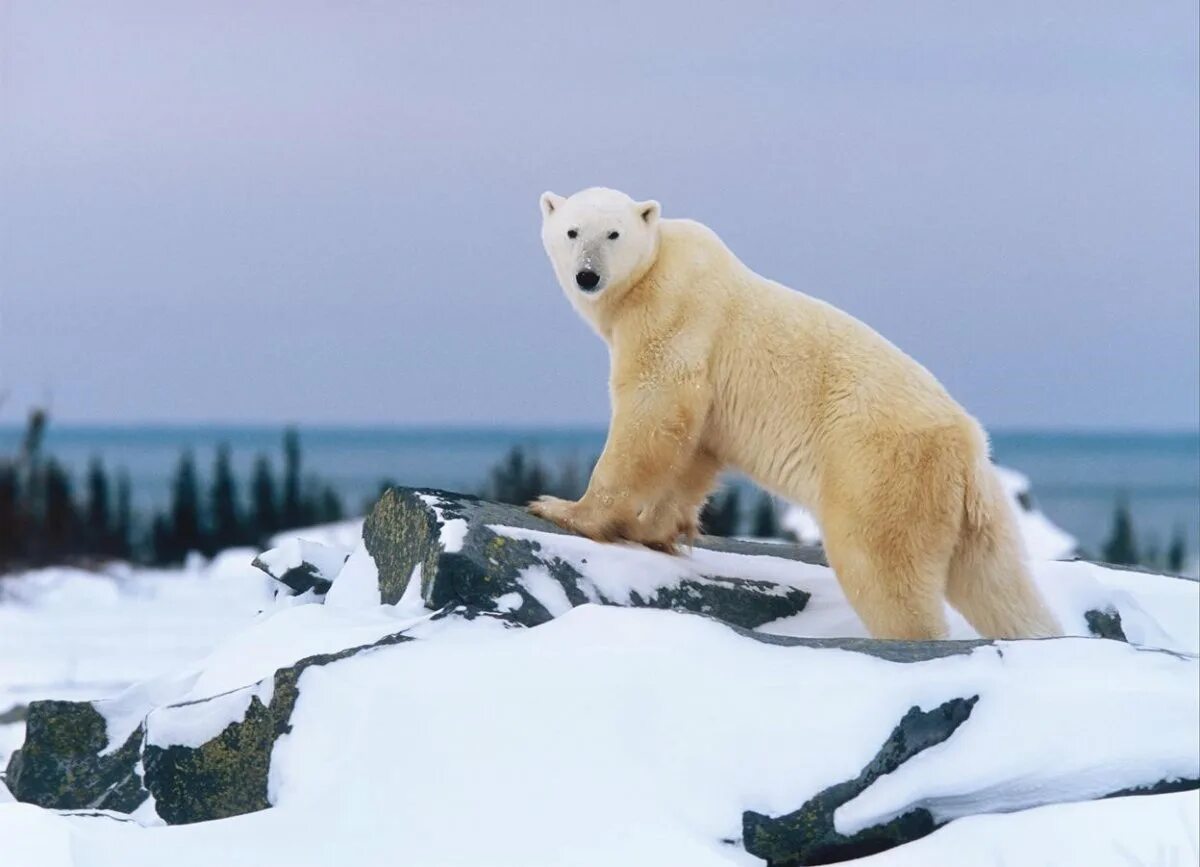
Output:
top-left (947, 454), bottom-right (1063, 639)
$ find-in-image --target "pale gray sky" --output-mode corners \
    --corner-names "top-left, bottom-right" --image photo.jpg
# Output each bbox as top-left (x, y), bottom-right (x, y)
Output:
top-left (1, 1), bottom-right (1197, 428)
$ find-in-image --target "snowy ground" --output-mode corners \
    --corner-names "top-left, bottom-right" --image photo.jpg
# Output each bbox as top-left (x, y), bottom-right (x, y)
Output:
top-left (0, 524), bottom-right (354, 769)
top-left (0, 553), bottom-right (275, 769)
top-left (1, 512), bottom-right (1196, 866)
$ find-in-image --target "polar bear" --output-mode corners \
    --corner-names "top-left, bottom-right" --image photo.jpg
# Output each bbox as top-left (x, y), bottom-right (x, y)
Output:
top-left (530, 187), bottom-right (1061, 640)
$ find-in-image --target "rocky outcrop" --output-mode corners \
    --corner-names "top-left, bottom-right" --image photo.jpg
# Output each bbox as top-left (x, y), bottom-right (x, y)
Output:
top-left (359, 487), bottom-right (821, 628)
top-left (8, 487), bottom-right (1198, 863)
top-left (142, 630), bottom-right (414, 824)
top-left (252, 538), bottom-right (349, 596)
top-left (5, 701), bottom-right (146, 813)
top-left (743, 697), bottom-right (979, 864)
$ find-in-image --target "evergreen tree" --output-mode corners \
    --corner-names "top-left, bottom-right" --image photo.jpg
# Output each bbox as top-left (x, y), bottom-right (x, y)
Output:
top-left (281, 427), bottom-right (303, 529)
top-left (114, 470), bottom-right (133, 559)
top-left (151, 513), bottom-right (173, 565)
top-left (700, 487), bottom-right (741, 537)
top-left (250, 454), bottom-right (280, 541)
top-left (1101, 496), bottom-right (1139, 566)
top-left (85, 456), bottom-right (112, 554)
top-left (168, 450), bottom-right (204, 562)
top-left (750, 491), bottom-right (781, 539)
top-left (1142, 534), bottom-right (1161, 570)
top-left (20, 409), bottom-right (48, 531)
top-left (1166, 526), bottom-right (1188, 574)
top-left (208, 444), bottom-right (242, 553)
top-left (485, 447), bottom-right (549, 505)
top-left (551, 455), bottom-right (592, 501)
top-left (0, 464), bottom-right (21, 565)
top-left (317, 486), bottom-right (345, 523)
top-left (41, 458), bottom-right (80, 559)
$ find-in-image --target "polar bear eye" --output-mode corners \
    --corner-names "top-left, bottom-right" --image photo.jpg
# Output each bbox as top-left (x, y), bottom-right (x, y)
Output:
top-left (608, 231), bottom-right (620, 240)
top-left (567, 229), bottom-right (578, 239)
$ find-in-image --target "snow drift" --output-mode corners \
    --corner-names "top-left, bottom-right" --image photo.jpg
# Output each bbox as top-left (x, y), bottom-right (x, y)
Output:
top-left (1, 487), bottom-right (1196, 867)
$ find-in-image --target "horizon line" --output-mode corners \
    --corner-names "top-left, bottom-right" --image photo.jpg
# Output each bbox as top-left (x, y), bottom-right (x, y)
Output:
top-left (0, 421), bottom-right (1197, 438)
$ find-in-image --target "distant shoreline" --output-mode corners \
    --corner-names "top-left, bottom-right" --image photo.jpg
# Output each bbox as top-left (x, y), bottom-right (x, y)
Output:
top-left (2, 425), bottom-right (1196, 560)
top-left (2, 424), bottom-right (1198, 438)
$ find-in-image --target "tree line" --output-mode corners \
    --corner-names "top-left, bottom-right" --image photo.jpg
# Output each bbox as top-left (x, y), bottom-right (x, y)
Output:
top-left (1, 415), bottom-right (1188, 575)
top-left (1099, 496), bottom-right (1189, 574)
top-left (0, 411), bottom-right (344, 570)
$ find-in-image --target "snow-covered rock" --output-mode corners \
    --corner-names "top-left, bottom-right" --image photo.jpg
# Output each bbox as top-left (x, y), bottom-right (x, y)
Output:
top-left (2, 487), bottom-right (1196, 867)
top-left (0, 556), bottom-right (277, 775)
top-left (781, 464), bottom-right (1079, 561)
top-left (252, 538), bottom-right (350, 596)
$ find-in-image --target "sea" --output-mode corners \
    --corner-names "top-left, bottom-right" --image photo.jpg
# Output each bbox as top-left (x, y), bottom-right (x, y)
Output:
top-left (0, 426), bottom-right (1196, 560)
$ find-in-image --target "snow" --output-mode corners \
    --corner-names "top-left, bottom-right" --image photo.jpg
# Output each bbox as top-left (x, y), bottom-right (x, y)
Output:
top-left (517, 564), bottom-right (574, 616)
top-left (494, 590), bottom-right (524, 612)
top-left (850, 790), bottom-right (1199, 866)
top-left (0, 555), bottom-right (276, 768)
top-left (417, 493), bottom-right (469, 553)
top-left (780, 464), bottom-right (1079, 561)
top-left (146, 678), bottom-right (274, 750)
top-left (255, 538), bottom-right (349, 583)
top-left (0, 603), bottom-right (1195, 867)
top-left (992, 465), bottom-right (1080, 561)
top-left (0, 508), bottom-right (1195, 866)
top-left (833, 637), bottom-right (1199, 833)
top-left (0, 804), bottom-right (78, 867)
top-left (489, 523), bottom-right (1199, 654)
top-left (322, 540), bottom-right (381, 609)
top-left (268, 520), bottom-right (364, 551)
top-left (497, 524), bottom-right (811, 605)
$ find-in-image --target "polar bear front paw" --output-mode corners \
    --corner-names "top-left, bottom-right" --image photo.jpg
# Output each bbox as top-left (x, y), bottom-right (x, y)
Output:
top-left (528, 496), bottom-right (623, 543)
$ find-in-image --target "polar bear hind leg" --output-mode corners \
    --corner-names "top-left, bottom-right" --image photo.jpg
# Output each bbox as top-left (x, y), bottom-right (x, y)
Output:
top-left (946, 464), bottom-right (1062, 639)
top-left (816, 430), bottom-right (967, 640)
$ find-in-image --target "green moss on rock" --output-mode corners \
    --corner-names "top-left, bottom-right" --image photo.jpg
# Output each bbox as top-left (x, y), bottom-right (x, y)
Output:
top-left (5, 700), bottom-right (147, 813)
top-left (363, 487), bottom-right (444, 604)
top-left (363, 487), bottom-right (813, 628)
top-left (143, 631), bottom-right (413, 825)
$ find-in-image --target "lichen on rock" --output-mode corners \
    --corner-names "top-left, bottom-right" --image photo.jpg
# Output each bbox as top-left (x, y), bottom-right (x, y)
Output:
top-left (5, 700), bottom-right (147, 814)
top-left (361, 486), bottom-right (814, 628)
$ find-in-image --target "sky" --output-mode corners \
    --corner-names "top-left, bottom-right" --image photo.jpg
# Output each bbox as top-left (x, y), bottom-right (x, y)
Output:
top-left (1, 1), bottom-right (1197, 429)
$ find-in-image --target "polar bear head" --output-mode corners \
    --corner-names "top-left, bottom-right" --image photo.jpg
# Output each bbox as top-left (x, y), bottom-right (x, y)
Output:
top-left (539, 187), bottom-right (661, 307)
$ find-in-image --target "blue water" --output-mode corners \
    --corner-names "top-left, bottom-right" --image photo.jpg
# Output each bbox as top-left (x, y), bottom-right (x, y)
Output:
top-left (0, 426), bottom-right (1196, 558)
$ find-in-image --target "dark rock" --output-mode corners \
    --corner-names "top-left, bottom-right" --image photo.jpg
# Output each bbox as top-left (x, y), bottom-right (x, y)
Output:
top-left (251, 557), bottom-right (333, 595)
top-left (730, 628), bottom-right (994, 662)
top-left (5, 701), bottom-right (147, 813)
top-left (1085, 607), bottom-right (1127, 642)
top-left (251, 541), bottom-right (348, 596)
top-left (743, 697), bottom-right (979, 865)
top-left (742, 682), bottom-right (1198, 865)
top-left (363, 487), bottom-right (816, 628)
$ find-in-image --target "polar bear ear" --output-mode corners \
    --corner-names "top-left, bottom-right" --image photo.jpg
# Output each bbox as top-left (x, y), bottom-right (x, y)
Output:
top-left (637, 200), bottom-right (661, 225)
top-left (540, 191), bottom-right (565, 219)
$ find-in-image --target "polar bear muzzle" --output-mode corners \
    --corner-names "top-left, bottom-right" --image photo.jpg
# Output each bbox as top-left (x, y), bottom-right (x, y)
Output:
top-left (575, 269), bottom-right (601, 291)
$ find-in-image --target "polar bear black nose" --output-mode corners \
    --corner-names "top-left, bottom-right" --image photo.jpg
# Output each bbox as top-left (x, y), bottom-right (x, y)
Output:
top-left (575, 270), bottom-right (600, 291)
